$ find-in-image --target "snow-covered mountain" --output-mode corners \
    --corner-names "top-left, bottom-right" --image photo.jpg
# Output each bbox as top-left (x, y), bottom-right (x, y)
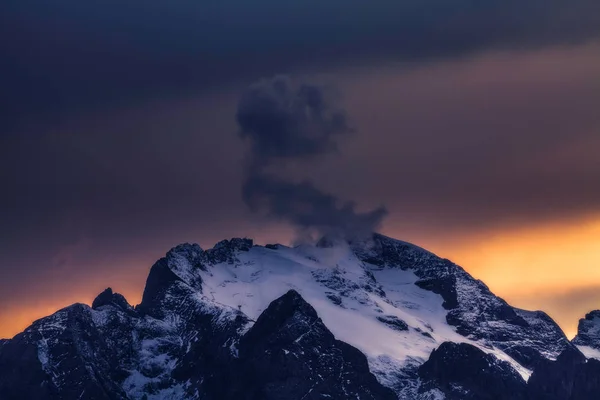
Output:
top-left (0, 233), bottom-right (598, 399)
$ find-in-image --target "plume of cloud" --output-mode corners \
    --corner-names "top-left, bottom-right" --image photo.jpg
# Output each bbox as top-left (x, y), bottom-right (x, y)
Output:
top-left (236, 76), bottom-right (351, 168)
top-left (236, 76), bottom-right (387, 240)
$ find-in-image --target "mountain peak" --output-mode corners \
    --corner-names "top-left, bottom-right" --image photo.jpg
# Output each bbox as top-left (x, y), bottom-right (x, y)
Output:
top-left (0, 233), bottom-right (587, 399)
top-left (204, 237), bottom-right (254, 264)
top-left (241, 289), bottom-right (322, 344)
top-left (232, 290), bottom-right (398, 400)
top-left (166, 242), bottom-right (203, 258)
top-left (213, 237), bottom-right (253, 251)
top-left (573, 310), bottom-right (600, 350)
top-left (92, 287), bottom-right (134, 314)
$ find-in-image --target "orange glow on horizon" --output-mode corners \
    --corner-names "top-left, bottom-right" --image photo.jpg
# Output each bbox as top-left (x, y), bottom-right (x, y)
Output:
top-left (2, 215), bottom-right (599, 340)
top-left (422, 214), bottom-right (600, 339)
top-left (0, 285), bottom-right (143, 340)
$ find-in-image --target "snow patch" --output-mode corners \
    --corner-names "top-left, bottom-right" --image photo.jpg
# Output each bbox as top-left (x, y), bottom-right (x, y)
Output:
top-left (37, 338), bottom-right (50, 370)
top-left (577, 345), bottom-right (600, 361)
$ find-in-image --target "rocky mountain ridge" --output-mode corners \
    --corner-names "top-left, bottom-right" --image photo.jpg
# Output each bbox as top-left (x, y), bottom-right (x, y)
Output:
top-left (1, 233), bottom-right (599, 399)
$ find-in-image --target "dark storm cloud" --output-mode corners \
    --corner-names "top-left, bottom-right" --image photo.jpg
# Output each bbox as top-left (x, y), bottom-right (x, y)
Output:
top-left (237, 76), bottom-right (351, 166)
top-left (236, 76), bottom-right (387, 239)
top-left (3, 0), bottom-right (600, 130)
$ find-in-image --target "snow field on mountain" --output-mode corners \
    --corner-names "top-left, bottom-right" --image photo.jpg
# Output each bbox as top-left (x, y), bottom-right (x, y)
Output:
top-left (194, 241), bottom-right (531, 384)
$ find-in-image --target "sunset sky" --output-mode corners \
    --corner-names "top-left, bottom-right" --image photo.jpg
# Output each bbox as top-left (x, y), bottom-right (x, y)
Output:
top-left (2, 0), bottom-right (600, 339)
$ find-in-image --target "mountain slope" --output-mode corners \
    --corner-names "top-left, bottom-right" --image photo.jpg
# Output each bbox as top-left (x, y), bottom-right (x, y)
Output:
top-left (418, 342), bottom-right (528, 400)
top-left (522, 309), bottom-right (600, 399)
top-left (216, 289), bottom-right (397, 400)
top-left (0, 234), bottom-right (579, 399)
top-left (573, 310), bottom-right (600, 359)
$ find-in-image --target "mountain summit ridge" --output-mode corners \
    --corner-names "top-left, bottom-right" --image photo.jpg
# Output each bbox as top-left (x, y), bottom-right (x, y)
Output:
top-left (1, 233), bottom-right (598, 399)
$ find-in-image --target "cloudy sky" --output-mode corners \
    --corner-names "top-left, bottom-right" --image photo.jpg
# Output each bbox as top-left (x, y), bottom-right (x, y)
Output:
top-left (2, 0), bottom-right (600, 338)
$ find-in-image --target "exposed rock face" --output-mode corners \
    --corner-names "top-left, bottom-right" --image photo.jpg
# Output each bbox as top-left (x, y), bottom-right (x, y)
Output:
top-left (571, 358), bottom-right (600, 400)
top-left (418, 342), bottom-right (528, 400)
top-left (0, 234), bottom-right (589, 399)
top-left (0, 304), bottom-right (129, 400)
top-left (352, 233), bottom-right (571, 370)
top-left (376, 315), bottom-right (409, 331)
top-left (92, 287), bottom-right (136, 315)
top-left (573, 310), bottom-right (600, 350)
top-left (220, 290), bottom-right (397, 400)
top-left (527, 345), bottom-right (600, 400)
